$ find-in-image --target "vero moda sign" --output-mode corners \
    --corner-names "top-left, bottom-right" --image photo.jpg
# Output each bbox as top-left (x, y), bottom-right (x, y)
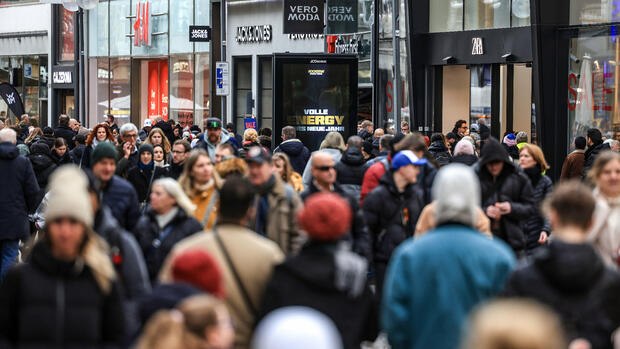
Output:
top-left (283, 0), bottom-right (325, 34)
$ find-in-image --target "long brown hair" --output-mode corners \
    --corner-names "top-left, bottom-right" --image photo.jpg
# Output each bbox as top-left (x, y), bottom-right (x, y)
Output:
top-left (178, 149), bottom-right (221, 195)
top-left (86, 123), bottom-right (114, 146)
top-left (272, 152), bottom-right (294, 183)
top-left (24, 127), bottom-right (42, 144)
top-left (146, 128), bottom-right (172, 153)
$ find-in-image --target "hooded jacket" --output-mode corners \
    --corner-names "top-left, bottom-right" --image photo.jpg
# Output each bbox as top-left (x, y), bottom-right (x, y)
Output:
top-left (336, 146), bottom-right (370, 202)
top-left (0, 241), bottom-right (125, 348)
top-left (274, 139), bottom-right (311, 175)
top-left (503, 241), bottom-right (620, 349)
top-left (0, 142), bottom-right (40, 241)
top-left (362, 171), bottom-right (424, 291)
top-left (133, 207), bottom-right (202, 282)
top-left (259, 242), bottom-right (378, 349)
top-left (452, 153), bottom-right (478, 166)
top-left (474, 138), bottom-right (536, 253)
top-left (428, 141), bottom-right (452, 167)
top-left (196, 129), bottom-right (238, 163)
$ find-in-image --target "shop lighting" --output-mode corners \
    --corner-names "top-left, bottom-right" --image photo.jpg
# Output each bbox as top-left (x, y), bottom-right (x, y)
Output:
top-left (442, 56), bottom-right (456, 64)
top-left (502, 53), bottom-right (514, 61)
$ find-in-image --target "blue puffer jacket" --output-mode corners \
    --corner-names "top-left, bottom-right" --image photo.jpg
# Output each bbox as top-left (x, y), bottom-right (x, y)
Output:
top-left (274, 138), bottom-right (310, 175)
top-left (101, 175), bottom-right (141, 231)
top-left (382, 225), bottom-right (516, 349)
top-left (0, 142), bottom-right (40, 240)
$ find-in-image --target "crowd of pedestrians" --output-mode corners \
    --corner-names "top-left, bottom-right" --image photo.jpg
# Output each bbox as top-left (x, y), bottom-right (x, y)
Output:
top-left (0, 113), bottom-right (619, 349)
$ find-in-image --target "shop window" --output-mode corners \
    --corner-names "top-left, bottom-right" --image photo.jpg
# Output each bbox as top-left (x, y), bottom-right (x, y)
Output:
top-left (430, 0), bottom-right (463, 32)
top-left (110, 57), bottom-right (131, 127)
top-left (470, 65), bottom-right (492, 133)
top-left (570, 0), bottom-right (620, 25)
top-left (132, 0), bottom-right (168, 57)
top-left (465, 0), bottom-right (510, 30)
top-left (568, 29), bottom-right (620, 153)
top-left (110, 0), bottom-right (131, 56)
top-left (59, 7), bottom-right (75, 62)
top-left (39, 56), bottom-right (48, 100)
top-left (88, 1), bottom-right (109, 57)
top-left (88, 58), bottom-right (109, 127)
top-left (23, 56), bottom-right (39, 118)
top-left (234, 58), bottom-right (252, 136)
top-left (170, 0), bottom-right (193, 54)
top-left (195, 53), bottom-right (210, 129)
top-left (259, 57), bottom-right (273, 131)
top-left (195, 0), bottom-right (211, 53)
top-left (170, 55), bottom-right (194, 127)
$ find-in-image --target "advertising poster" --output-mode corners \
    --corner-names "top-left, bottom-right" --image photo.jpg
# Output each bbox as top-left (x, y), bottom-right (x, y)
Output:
top-left (274, 55), bottom-right (358, 151)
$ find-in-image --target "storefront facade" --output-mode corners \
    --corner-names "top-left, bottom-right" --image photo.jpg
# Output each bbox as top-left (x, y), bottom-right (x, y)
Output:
top-left (86, 0), bottom-right (216, 129)
top-left (0, 2), bottom-right (52, 126)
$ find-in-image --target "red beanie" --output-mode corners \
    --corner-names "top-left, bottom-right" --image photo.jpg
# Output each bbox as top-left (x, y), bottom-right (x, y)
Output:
top-left (298, 193), bottom-right (352, 241)
top-left (172, 249), bottom-right (225, 298)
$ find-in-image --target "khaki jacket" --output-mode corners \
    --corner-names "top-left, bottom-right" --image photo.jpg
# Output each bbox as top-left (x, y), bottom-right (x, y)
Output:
top-left (160, 224), bottom-right (284, 349)
top-left (250, 176), bottom-right (304, 255)
top-left (415, 202), bottom-right (492, 238)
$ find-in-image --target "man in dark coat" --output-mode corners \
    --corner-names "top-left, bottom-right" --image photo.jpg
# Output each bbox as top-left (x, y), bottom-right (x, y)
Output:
top-left (582, 128), bottom-right (611, 178)
top-left (363, 150), bottom-right (426, 295)
top-left (28, 142), bottom-right (57, 205)
top-left (274, 126), bottom-right (310, 174)
top-left (70, 134), bottom-right (87, 165)
top-left (474, 138), bottom-right (536, 255)
top-left (357, 120), bottom-right (373, 142)
top-left (336, 136), bottom-right (370, 202)
top-left (53, 114), bottom-right (76, 150)
top-left (302, 151), bottom-right (371, 262)
top-left (0, 128), bottom-right (40, 281)
top-left (428, 133), bottom-right (452, 167)
top-left (503, 183), bottom-right (620, 349)
top-left (116, 123), bottom-right (140, 179)
top-left (169, 139), bottom-right (191, 180)
top-left (91, 142), bottom-right (141, 231)
top-left (259, 193), bottom-right (378, 349)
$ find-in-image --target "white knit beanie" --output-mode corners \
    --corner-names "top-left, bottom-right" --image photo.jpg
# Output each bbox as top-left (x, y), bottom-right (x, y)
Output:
top-left (432, 163), bottom-right (480, 227)
top-left (45, 165), bottom-right (93, 227)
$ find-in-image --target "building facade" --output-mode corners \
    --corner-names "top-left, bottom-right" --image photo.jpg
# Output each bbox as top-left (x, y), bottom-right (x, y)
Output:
top-left (0, 1), bottom-right (52, 126)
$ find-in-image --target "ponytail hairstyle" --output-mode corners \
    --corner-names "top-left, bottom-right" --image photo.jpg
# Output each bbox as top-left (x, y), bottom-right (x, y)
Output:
top-left (136, 295), bottom-right (226, 349)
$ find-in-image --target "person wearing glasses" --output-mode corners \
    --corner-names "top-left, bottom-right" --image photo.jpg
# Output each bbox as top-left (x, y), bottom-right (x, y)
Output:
top-left (451, 120), bottom-right (468, 144)
top-left (116, 123), bottom-right (140, 179)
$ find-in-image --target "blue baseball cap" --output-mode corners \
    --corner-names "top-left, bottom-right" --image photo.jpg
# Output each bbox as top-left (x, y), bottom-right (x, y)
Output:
top-left (391, 150), bottom-right (427, 170)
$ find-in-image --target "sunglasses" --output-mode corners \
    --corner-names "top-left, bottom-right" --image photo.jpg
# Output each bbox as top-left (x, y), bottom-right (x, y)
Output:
top-left (314, 165), bottom-right (335, 171)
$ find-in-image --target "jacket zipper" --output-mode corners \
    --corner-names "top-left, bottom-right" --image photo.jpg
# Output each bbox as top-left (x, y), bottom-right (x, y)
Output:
top-left (56, 279), bottom-right (65, 345)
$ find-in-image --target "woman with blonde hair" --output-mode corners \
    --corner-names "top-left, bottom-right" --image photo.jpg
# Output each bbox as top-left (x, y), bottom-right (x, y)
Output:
top-left (146, 127), bottom-right (172, 154)
top-left (462, 299), bottom-right (566, 349)
top-left (587, 151), bottom-right (620, 269)
top-left (178, 149), bottom-right (221, 230)
top-left (519, 144), bottom-right (553, 253)
top-left (272, 152), bottom-right (303, 192)
top-left (81, 123), bottom-right (114, 168)
top-left (137, 295), bottom-right (235, 349)
top-left (239, 128), bottom-right (260, 158)
top-left (133, 177), bottom-right (202, 281)
top-left (0, 166), bottom-right (124, 347)
top-left (24, 127), bottom-right (42, 146)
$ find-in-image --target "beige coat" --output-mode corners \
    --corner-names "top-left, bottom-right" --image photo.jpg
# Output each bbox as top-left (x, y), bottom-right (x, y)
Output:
top-left (159, 224), bottom-right (284, 349)
top-left (415, 202), bottom-right (492, 238)
top-left (250, 175), bottom-right (304, 255)
top-left (587, 189), bottom-right (620, 270)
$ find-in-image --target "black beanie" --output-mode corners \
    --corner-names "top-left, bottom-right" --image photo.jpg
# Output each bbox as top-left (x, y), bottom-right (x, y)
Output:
top-left (139, 143), bottom-right (154, 156)
top-left (91, 142), bottom-right (118, 165)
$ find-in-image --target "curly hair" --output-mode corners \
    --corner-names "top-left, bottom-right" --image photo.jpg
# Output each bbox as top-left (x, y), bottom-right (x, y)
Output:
top-left (86, 123), bottom-right (114, 146)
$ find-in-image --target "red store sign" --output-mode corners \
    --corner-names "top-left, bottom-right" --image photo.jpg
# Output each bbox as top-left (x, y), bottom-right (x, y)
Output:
top-left (134, 2), bottom-right (151, 47)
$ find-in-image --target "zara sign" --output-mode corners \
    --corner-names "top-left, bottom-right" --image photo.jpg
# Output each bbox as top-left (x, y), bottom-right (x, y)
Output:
top-left (472, 37), bottom-right (484, 55)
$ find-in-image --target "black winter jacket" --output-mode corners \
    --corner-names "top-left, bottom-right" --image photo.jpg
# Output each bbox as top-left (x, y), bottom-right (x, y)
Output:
top-left (38, 135), bottom-right (55, 150)
top-left (53, 125), bottom-right (76, 150)
top-left (583, 142), bottom-right (611, 178)
top-left (127, 165), bottom-right (169, 203)
top-left (168, 161), bottom-right (184, 180)
top-left (428, 141), bottom-right (452, 167)
top-left (133, 208), bottom-right (202, 282)
top-left (0, 242), bottom-right (125, 349)
top-left (363, 172), bottom-right (424, 267)
top-left (259, 242), bottom-right (378, 349)
top-left (503, 241), bottom-right (620, 349)
top-left (474, 138), bottom-right (536, 253)
top-left (522, 168), bottom-right (553, 250)
top-left (417, 162), bottom-right (437, 206)
top-left (50, 149), bottom-right (74, 166)
top-left (336, 146), bottom-right (369, 202)
top-left (28, 143), bottom-right (57, 204)
top-left (452, 153), bottom-right (478, 166)
top-left (301, 182), bottom-right (372, 261)
top-left (101, 175), bottom-right (141, 231)
top-left (115, 147), bottom-right (139, 179)
top-left (274, 139), bottom-right (311, 175)
top-left (70, 144), bottom-right (86, 166)
top-left (0, 142), bottom-right (40, 241)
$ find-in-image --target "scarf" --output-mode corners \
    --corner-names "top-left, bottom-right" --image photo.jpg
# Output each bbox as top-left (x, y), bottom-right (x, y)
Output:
top-left (156, 206), bottom-right (179, 229)
top-left (154, 160), bottom-right (166, 168)
top-left (139, 160), bottom-right (154, 171)
top-left (523, 165), bottom-right (543, 186)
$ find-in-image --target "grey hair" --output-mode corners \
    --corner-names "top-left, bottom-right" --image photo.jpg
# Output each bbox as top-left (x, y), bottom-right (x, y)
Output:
top-left (153, 115), bottom-right (164, 124)
top-left (0, 128), bottom-right (17, 144)
top-left (119, 123), bottom-right (138, 136)
top-left (432, 164), bottom-right (480, 228)
top-left (152, 178), bottom-right (197, 217)
top-left (282, 126), bottom-right (296, 139)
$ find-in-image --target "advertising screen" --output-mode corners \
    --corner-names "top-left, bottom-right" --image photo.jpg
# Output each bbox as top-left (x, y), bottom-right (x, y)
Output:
top-left (274, 54), bottom-right (358, 151)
